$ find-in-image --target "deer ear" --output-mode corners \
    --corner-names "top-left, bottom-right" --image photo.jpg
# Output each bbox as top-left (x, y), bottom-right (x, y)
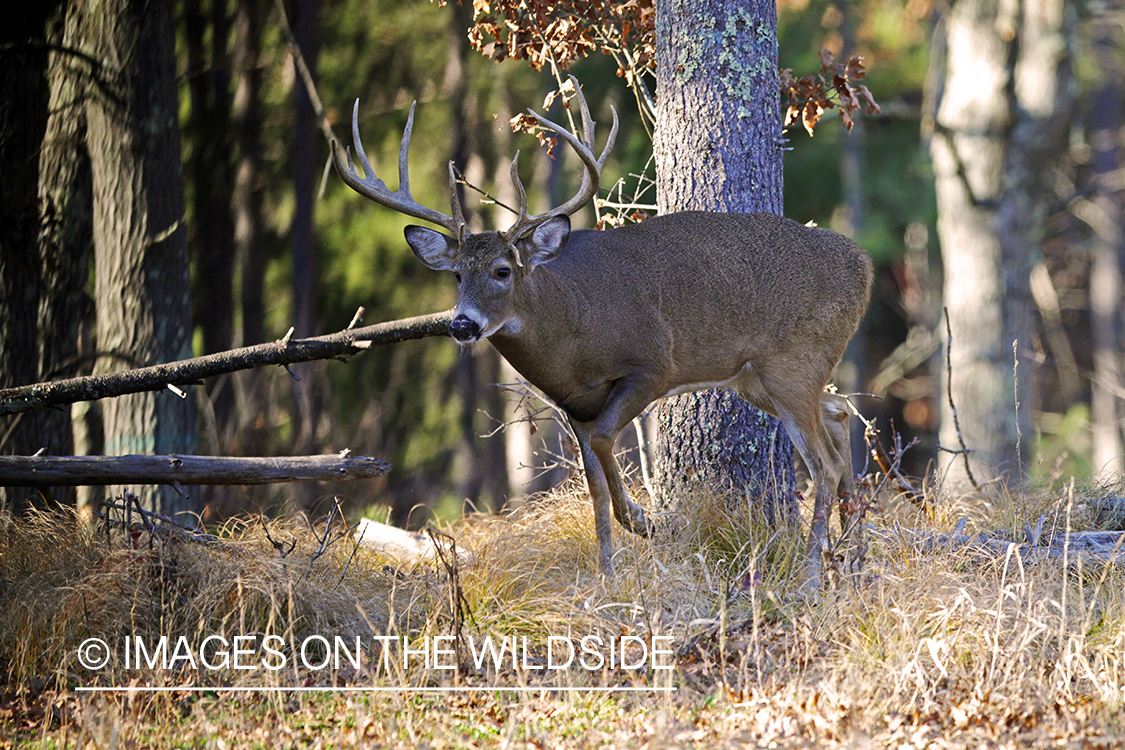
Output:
top-left (405, 226), bottom-right (458, 271)
top-left (524, 216), bottom-right (570, 270)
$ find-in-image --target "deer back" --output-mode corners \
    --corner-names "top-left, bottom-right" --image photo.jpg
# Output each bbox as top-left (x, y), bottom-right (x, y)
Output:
top-left (488, 211), bottom-right (873, 423)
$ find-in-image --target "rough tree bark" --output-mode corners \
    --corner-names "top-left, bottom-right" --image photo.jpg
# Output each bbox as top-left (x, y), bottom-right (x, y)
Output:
top-left (651, 0), bottom-right (795, 521)
top-left (932, 0), bottom-right (1073, 489)
top-left (35, 3), bottom-right (96, 507)
top-left (0, 2), bottom-right (90, 512)
top-left (85, 0), bottom-right (199, 515)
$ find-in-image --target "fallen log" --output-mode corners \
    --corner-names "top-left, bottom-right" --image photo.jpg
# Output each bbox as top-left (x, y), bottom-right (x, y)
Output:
top-left (353, 517), bottom-right (473, 566)
top-left (0, 451), bottom-right (389, 487)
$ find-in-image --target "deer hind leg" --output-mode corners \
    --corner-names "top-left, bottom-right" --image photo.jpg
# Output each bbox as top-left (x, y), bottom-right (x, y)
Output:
top-left (795, 393), bottom-right (854, 500)
top-left (820, 392), bottom-right (855, 496)
top-left (753, 374), bottom-right (847, 586)
top-left (819, 392), bottom-right (856, 535)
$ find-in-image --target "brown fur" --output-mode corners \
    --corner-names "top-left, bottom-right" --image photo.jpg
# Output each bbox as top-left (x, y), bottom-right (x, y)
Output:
top-left (408, 212), bottom-right (873, 578)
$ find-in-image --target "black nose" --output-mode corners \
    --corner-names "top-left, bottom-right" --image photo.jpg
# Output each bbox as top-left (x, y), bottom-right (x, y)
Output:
top-left (449, 315), bottom-right (481, 342)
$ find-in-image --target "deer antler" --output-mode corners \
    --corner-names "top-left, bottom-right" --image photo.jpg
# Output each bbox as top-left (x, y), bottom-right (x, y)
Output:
top-left (502, 76), bottom-right (619, 244)
top-left (332, 100), bottom-right (467, 239)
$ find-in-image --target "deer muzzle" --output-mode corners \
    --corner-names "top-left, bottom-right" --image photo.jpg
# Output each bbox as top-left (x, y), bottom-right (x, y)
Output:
top-left (449, 315), bottom-right (481, 343)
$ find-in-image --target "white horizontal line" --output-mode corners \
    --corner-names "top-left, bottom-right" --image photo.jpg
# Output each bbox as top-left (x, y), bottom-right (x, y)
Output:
top-left (76, 685), bottom-right (676, 693)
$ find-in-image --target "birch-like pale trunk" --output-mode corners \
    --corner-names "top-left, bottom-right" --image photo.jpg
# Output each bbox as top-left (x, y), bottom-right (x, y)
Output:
top-left (933, 0), bottom-right (1072, 490)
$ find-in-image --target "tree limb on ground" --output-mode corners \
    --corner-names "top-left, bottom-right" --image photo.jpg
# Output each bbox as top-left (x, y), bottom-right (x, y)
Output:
top-left (868, 523), bottom-right (1125, 565)
top-left (0, 451), bottom-right (390, 487)
top-left (0, 309), bottom-right (452, 417)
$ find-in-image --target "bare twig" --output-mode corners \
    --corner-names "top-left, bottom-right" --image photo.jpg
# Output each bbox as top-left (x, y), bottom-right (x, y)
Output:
top-left (337, 521), bottom-right (368, 588)
top-left (427, 526), bottom-right (474, 674)
top-left (272, 0), bottom-right (334, 147)
top-left (306, 498), bottom-right (351, 579)
top-left (942, 307), bottom-right (981, 491)
top-left (261, 516), bottom-right (297, 558)
top-left (95, 497), bottom-right (219, 545)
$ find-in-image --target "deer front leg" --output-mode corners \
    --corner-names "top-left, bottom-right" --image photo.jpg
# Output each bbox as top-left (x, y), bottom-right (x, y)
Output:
top-left (571, 421), bottom-right (617, 575)
top-left (585, 378), bottom-right (660, 537)
top-left (569, 379), bottom-right (660, 576)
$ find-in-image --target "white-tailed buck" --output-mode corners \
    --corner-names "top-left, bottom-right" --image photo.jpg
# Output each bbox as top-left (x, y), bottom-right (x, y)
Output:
top-left (333, 80), bottom-right (872, 578)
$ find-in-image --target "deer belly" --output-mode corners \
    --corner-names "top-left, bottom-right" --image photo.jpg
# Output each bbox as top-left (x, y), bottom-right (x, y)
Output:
top-left (660, 362), bottom-right (760, 400)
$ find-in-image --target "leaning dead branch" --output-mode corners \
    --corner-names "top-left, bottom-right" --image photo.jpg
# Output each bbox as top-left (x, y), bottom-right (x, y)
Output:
top-left (0, 450), bottom-right (390, 487)
top-left (0, 309), bottom-right (451, 417)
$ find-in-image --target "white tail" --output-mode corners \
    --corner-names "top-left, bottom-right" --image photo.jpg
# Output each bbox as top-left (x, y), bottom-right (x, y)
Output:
top-left (334, 79), bottom-right (873, 578)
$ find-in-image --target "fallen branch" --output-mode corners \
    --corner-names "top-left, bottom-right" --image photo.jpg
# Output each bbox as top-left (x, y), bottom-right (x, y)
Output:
top-left (0, 309), bottom-right (452, 417)
top-left (869, 523), bottom-right (1125, 566)
top-left (0, 451), bottom-right (390, 487)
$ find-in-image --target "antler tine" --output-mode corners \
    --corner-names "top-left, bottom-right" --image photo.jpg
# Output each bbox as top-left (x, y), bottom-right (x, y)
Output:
top-left (332, 99), bottom-right (467, 237)
top-left (448, 160), bottom-right (467, 242)
top-left (502, 77), bottom-right (619, 242)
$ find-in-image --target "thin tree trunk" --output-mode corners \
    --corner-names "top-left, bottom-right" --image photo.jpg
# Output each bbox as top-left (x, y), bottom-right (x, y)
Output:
top-left (232, 0), bottom-right (269, 466)
top-left (1088, 4), bottom-right (1124, 479)
top-left (651, 0), bottom-right (794, 522)
top-left (85, 0), bottom-right (199, 515)
top-left (234, 0), bottom-right (267, 350)
top-left (185, 0), bottom-right (236, 428)
top-left (290, 0), bottom-right (325, 471)
top-left (447, 0), bottom-right (484, 512)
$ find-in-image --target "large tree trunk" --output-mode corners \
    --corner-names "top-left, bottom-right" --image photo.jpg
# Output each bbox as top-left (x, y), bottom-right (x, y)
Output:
top-left (651, 0), bottom-right (794, 522)
top-left (0, 2), bottom-right (86, 512)
top-left (932, 0), bottom-right (1073, 490)
top-left (85, 0), bottom-right (199, 515)
top-left (37, 2), bottom-right (95, 509)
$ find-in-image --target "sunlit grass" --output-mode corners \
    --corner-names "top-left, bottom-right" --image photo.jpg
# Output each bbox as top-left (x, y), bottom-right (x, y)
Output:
top-left (1, 474), bottom-right (1123, 747)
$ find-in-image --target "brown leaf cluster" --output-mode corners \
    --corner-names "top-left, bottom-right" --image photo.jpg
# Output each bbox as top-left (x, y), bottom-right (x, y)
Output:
top-left (781, 50), bottom-right (881, 136)
top-left (465, 0), bottom-right (654, 79)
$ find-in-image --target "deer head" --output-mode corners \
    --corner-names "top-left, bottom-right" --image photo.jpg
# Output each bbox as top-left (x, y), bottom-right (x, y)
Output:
top-left (332, 77), bottom-right (617, 344)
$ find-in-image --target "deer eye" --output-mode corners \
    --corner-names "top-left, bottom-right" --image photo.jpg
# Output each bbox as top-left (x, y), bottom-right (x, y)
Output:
top-left (453, 272), bottom-right (462, 284)
top-left (494, 267), bottom-right (511, 280)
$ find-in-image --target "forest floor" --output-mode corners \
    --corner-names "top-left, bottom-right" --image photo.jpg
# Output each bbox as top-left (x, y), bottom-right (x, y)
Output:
top-left (1, 477), bottom-right (1123, 749)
